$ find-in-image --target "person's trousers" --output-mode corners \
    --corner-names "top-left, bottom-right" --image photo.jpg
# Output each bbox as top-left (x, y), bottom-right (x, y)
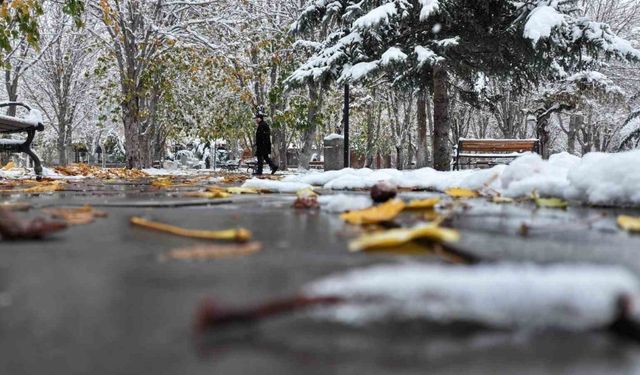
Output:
top-left (256, 153), bottom-right (276, 174)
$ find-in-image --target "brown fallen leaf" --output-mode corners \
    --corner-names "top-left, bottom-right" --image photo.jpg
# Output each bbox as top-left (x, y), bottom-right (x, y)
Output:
top-left (340, 199), bottom-right (406, 225)
top-left (0, 208), bottom-right (67, 240)
top-left (293, 188), bottom-right (319, 209)
top-left (130, 216), bottom-right (251, 242)
top-left (55, 164), bottom-right (148, 179)
top-left (0, 201), bottom-right (31, 211)
top-left (160, 242), bottom-right (262, 261)
top-left (42, 205), bottom-right (108, 225)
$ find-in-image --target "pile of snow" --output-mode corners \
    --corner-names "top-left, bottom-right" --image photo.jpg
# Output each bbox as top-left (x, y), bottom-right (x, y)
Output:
top-left (305, 263), bottom-right (639, 330)
top-left (0, 166), bottom-right (71, 180)
top-left (242, 178), bottom-right (311, 193)
top-left (275, 150), bottom-right (640, 206)
top-left (25, 108), bottom-right (44, 126)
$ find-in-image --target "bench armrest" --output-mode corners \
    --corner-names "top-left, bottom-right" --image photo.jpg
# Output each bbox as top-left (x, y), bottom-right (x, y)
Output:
top-left (0, 102), bottom-right (44, 131)
top-left (0, 101), bottom-right (33, 111)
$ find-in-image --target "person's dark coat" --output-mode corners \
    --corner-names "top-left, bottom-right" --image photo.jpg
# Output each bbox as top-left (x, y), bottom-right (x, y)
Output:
top-left (255, 120), bottom-right (272, 156)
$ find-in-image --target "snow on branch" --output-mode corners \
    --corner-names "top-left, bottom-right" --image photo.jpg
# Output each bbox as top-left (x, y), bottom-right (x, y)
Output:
top-left (524, 5), bottom-right (566, 44)
top-left (353, 2), bottom-right (397, 29)
top-left (419, 0), bottom-right (439, 21)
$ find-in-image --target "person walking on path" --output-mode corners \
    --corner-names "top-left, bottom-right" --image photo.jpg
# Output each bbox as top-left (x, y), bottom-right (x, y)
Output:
top-left (254, 114), bottom-right (278, 175)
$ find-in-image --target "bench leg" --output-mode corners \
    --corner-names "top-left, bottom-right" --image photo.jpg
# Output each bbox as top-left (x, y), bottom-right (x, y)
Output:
top-left (22, 130), bottom-right (43, 180)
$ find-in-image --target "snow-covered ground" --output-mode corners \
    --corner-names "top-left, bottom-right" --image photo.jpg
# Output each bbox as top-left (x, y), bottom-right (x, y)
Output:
top-left (263, 150), bottom-right (640, 207)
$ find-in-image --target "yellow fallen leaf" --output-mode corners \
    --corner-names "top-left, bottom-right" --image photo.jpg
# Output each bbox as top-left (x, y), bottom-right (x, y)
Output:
top-left (340, 199), bottom-right (405, 225)
top-left (3, 181), bottom-right (67, 193)
top-left (161, 242), bottom-right (262, 261)
top-left (445, 187), bottom-right (479, 199)
top-left (424, 211), bottom-right (442, 222)
top-left (184, 191), bottom-right (232, 199)
top-left (618, 215), bottom-right (640, 233)
top-left (226, 187), bottom-right (259, 194)
top-left (2, 161), bottom-right (15, 170)
top-left (534, 197), bottom-right (568, 209)
top-left (151, 178), bottom-right (173, 188)
top-left (349, 224), bottom-right (460, 252)
top-left (296, 187), bottom-right (317, 198)
top-left (130, 216), bottom-right (251, 242)
top-left (406, 197), bottom-right (440, 209)
top-left (492, 196), bottom-right (514, 204)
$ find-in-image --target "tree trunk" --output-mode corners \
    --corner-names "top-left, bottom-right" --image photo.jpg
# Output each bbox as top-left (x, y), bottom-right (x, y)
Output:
top-left (567, 115), bottom-right (578, 155)
top-left (299, 83), bottom-right (321, 170)
top-left (416, 89), bottom-right (428, 168)
top-left (432, 63), bottom-right (451, 171)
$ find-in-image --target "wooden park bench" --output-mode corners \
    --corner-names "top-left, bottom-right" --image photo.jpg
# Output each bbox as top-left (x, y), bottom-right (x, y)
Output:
top-left (0, 102), bottom-right (45, 179)
top-left (309, 160), bottom-right (324, 170)
top-left (452, 138), bottom-right (540, 171)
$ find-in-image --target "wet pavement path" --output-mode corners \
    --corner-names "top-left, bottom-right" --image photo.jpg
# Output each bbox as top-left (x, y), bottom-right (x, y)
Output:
top-left (2, 180), bottom-right (640, 374)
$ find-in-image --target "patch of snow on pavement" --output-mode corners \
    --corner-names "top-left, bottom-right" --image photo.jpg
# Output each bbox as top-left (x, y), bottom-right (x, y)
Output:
top-left (305, 262), bottom-right (640, 330)
top-left (318, 194), bottom-right (373, 213)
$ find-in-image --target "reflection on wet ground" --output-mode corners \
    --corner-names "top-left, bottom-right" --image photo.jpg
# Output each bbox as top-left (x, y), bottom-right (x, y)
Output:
top-left (1, 180), bottom-right (640, 374)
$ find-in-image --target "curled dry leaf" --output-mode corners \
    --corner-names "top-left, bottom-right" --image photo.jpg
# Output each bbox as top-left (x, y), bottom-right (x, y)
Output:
top-left (0, 201), bottom-right (31, 211)
top-left (0, 208), bottom-right (67, 240)
top-left (293, 188), bottom-right (319, 209)
top-left (340, 199), bottom-right (406, 225)
top-left (445, 188), bottom-right (479, 199)
top-left (130, 216), bottom-right (252, 242)
top-left (42, 205), bottom-right (108, 225)
top-left (161, 241), bottom-right (262, 261)
top-left (348, 224), bottom-right (460, 252)
top-left (406, 197), bottom-right (440, 210)
top-left (618, 215), bottom-right (640, 233)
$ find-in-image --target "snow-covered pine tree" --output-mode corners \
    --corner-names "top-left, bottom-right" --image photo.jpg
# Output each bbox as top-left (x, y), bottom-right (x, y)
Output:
top-left (289, 0), bottom-right (640, 170)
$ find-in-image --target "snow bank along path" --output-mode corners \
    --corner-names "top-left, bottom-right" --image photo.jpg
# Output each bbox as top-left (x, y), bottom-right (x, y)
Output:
top-left (306, 263), bottom-right (640, 330)
top-left (258, 150), bottom-right (640, 206)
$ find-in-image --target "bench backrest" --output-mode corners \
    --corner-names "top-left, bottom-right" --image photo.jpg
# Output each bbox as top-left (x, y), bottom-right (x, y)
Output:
top-left (458, 139), bottom-right (539, 153)
top-left (0, 114), bottom-right (40, 133)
